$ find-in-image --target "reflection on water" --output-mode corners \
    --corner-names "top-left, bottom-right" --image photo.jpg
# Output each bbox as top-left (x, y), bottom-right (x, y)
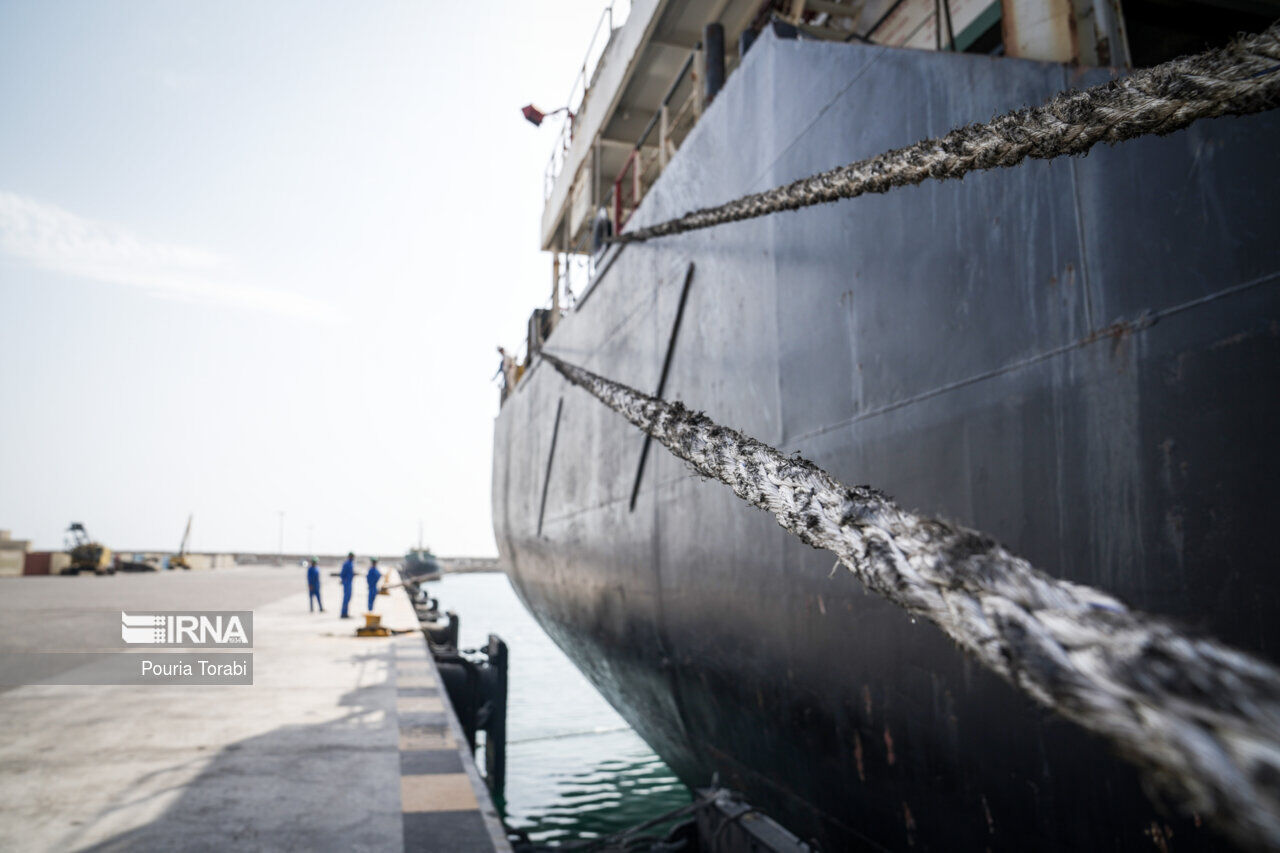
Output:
top-left (434, 572), bottom-right (691, 844)
top-left (507, 729), bottom-right (687, 842)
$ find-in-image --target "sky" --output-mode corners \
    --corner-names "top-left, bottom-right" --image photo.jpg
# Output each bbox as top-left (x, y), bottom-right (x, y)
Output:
top-left (0, 0), bottom-right (609, 557)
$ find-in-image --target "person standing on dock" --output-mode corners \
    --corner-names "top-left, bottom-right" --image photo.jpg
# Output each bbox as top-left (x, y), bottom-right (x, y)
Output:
top-left (339, 552), bottom-right (355, 618)
top-left (366, 557), bottom-right (382, 612)
top-left (306, 559), bottom-right (323, 612)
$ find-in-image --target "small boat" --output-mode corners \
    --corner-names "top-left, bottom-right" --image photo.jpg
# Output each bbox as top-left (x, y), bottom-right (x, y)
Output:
top-left (402, 523), bottom-right (441, 581)
top-left (401, 548), bottom-right (441, 581)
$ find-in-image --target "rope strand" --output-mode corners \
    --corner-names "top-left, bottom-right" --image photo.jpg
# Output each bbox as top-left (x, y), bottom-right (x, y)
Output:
top-left (612, 23), bottom-right (1280, 244)
top-left (542, 350), bottom-right (1280, 851)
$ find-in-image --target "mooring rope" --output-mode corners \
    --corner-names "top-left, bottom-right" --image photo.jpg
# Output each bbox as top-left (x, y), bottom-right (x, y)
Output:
top-left (611, 23), bottom-right (1280, 244)
top-left (541, 351), bottom-right (1280, 850)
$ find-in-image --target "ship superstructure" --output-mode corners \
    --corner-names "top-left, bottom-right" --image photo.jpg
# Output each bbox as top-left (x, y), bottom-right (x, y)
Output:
top-left (537, 0), bottom-right (1269, 271)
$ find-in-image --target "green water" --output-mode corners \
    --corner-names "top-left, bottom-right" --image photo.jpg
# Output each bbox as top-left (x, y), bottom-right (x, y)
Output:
top-left (433, 572), bottom-right (691, 844)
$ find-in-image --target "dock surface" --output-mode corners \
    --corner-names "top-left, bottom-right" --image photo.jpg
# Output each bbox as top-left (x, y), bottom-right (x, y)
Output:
top-left (0, 566), bottom-right (506, 852)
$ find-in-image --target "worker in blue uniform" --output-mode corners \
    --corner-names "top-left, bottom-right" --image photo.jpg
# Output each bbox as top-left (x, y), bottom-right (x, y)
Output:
top-left (339, 552), bottom-right (355, 618)
top-left (366, 557), bottom-right (382, 612)
top-left (306, 558), bottom-right (323, 612)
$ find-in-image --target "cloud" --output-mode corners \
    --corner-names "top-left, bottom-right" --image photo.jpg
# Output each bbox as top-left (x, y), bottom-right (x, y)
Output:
top-left (0, 191), bottom-right (340, 324)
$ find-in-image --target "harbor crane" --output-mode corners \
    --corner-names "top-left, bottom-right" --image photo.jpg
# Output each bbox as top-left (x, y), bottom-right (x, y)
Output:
top-left (170, 514), bottom-right (193, 570)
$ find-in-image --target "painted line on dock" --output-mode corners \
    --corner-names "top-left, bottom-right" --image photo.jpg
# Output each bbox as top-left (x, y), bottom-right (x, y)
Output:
top-left (392, 627), bottom-right (511, 852)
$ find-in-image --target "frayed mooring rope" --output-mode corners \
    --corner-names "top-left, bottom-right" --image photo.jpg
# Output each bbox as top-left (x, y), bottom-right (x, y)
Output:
top-left (542, 351), bottom-right (1280, 850)
top-left (612, 23), bottom-right (1280, 244)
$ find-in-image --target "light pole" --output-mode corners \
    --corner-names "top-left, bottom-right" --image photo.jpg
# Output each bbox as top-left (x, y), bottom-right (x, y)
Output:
top-left (277, 511), bottom-right (285, 566)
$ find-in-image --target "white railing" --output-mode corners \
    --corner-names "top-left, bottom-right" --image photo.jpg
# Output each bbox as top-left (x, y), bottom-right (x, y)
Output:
top-left (544, 0), bottom-right (632, 200)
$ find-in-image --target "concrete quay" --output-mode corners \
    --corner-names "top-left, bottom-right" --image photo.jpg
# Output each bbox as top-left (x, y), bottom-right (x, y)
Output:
top-left (0, 565), bottom-right (507, 852)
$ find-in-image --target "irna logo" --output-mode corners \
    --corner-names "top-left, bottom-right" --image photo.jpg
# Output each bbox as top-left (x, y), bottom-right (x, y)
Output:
top-left (120, 611), bottom-right (253, 647)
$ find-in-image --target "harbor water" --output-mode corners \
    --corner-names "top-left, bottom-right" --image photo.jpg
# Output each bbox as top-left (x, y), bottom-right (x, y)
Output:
top-left (433, 572), bottom-right (691, 844)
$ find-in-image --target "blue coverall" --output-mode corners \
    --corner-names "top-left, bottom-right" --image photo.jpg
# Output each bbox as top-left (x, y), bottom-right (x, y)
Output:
top-left (366, 565), bottom-right (382, 611)
top-left (307, 564), bottom-right (323, 611)
top-left (339, 558), bottom-right (354, 617)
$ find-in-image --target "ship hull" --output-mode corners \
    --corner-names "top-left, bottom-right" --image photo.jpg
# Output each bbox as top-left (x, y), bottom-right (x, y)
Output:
top-left (493, 32), bottom-right (1280, 851)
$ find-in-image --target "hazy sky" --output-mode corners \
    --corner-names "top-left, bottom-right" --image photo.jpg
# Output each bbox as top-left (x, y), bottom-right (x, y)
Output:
top-left (0, 0), bottom-right (607, 556)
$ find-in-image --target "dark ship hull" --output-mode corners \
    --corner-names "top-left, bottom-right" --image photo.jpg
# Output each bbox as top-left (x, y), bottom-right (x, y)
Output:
top-left (492, 32), bottom-right (1280, 851)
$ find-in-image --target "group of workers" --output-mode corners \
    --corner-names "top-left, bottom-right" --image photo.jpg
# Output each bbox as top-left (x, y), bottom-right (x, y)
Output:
top-left (305, 552), bottom-right (384, 618)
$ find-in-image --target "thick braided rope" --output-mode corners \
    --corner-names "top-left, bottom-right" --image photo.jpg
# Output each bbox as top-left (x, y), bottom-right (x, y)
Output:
top-left (542, 351), bottom-right (1280, 850)
top-left (613, 23), bottom-right (1280, 244)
